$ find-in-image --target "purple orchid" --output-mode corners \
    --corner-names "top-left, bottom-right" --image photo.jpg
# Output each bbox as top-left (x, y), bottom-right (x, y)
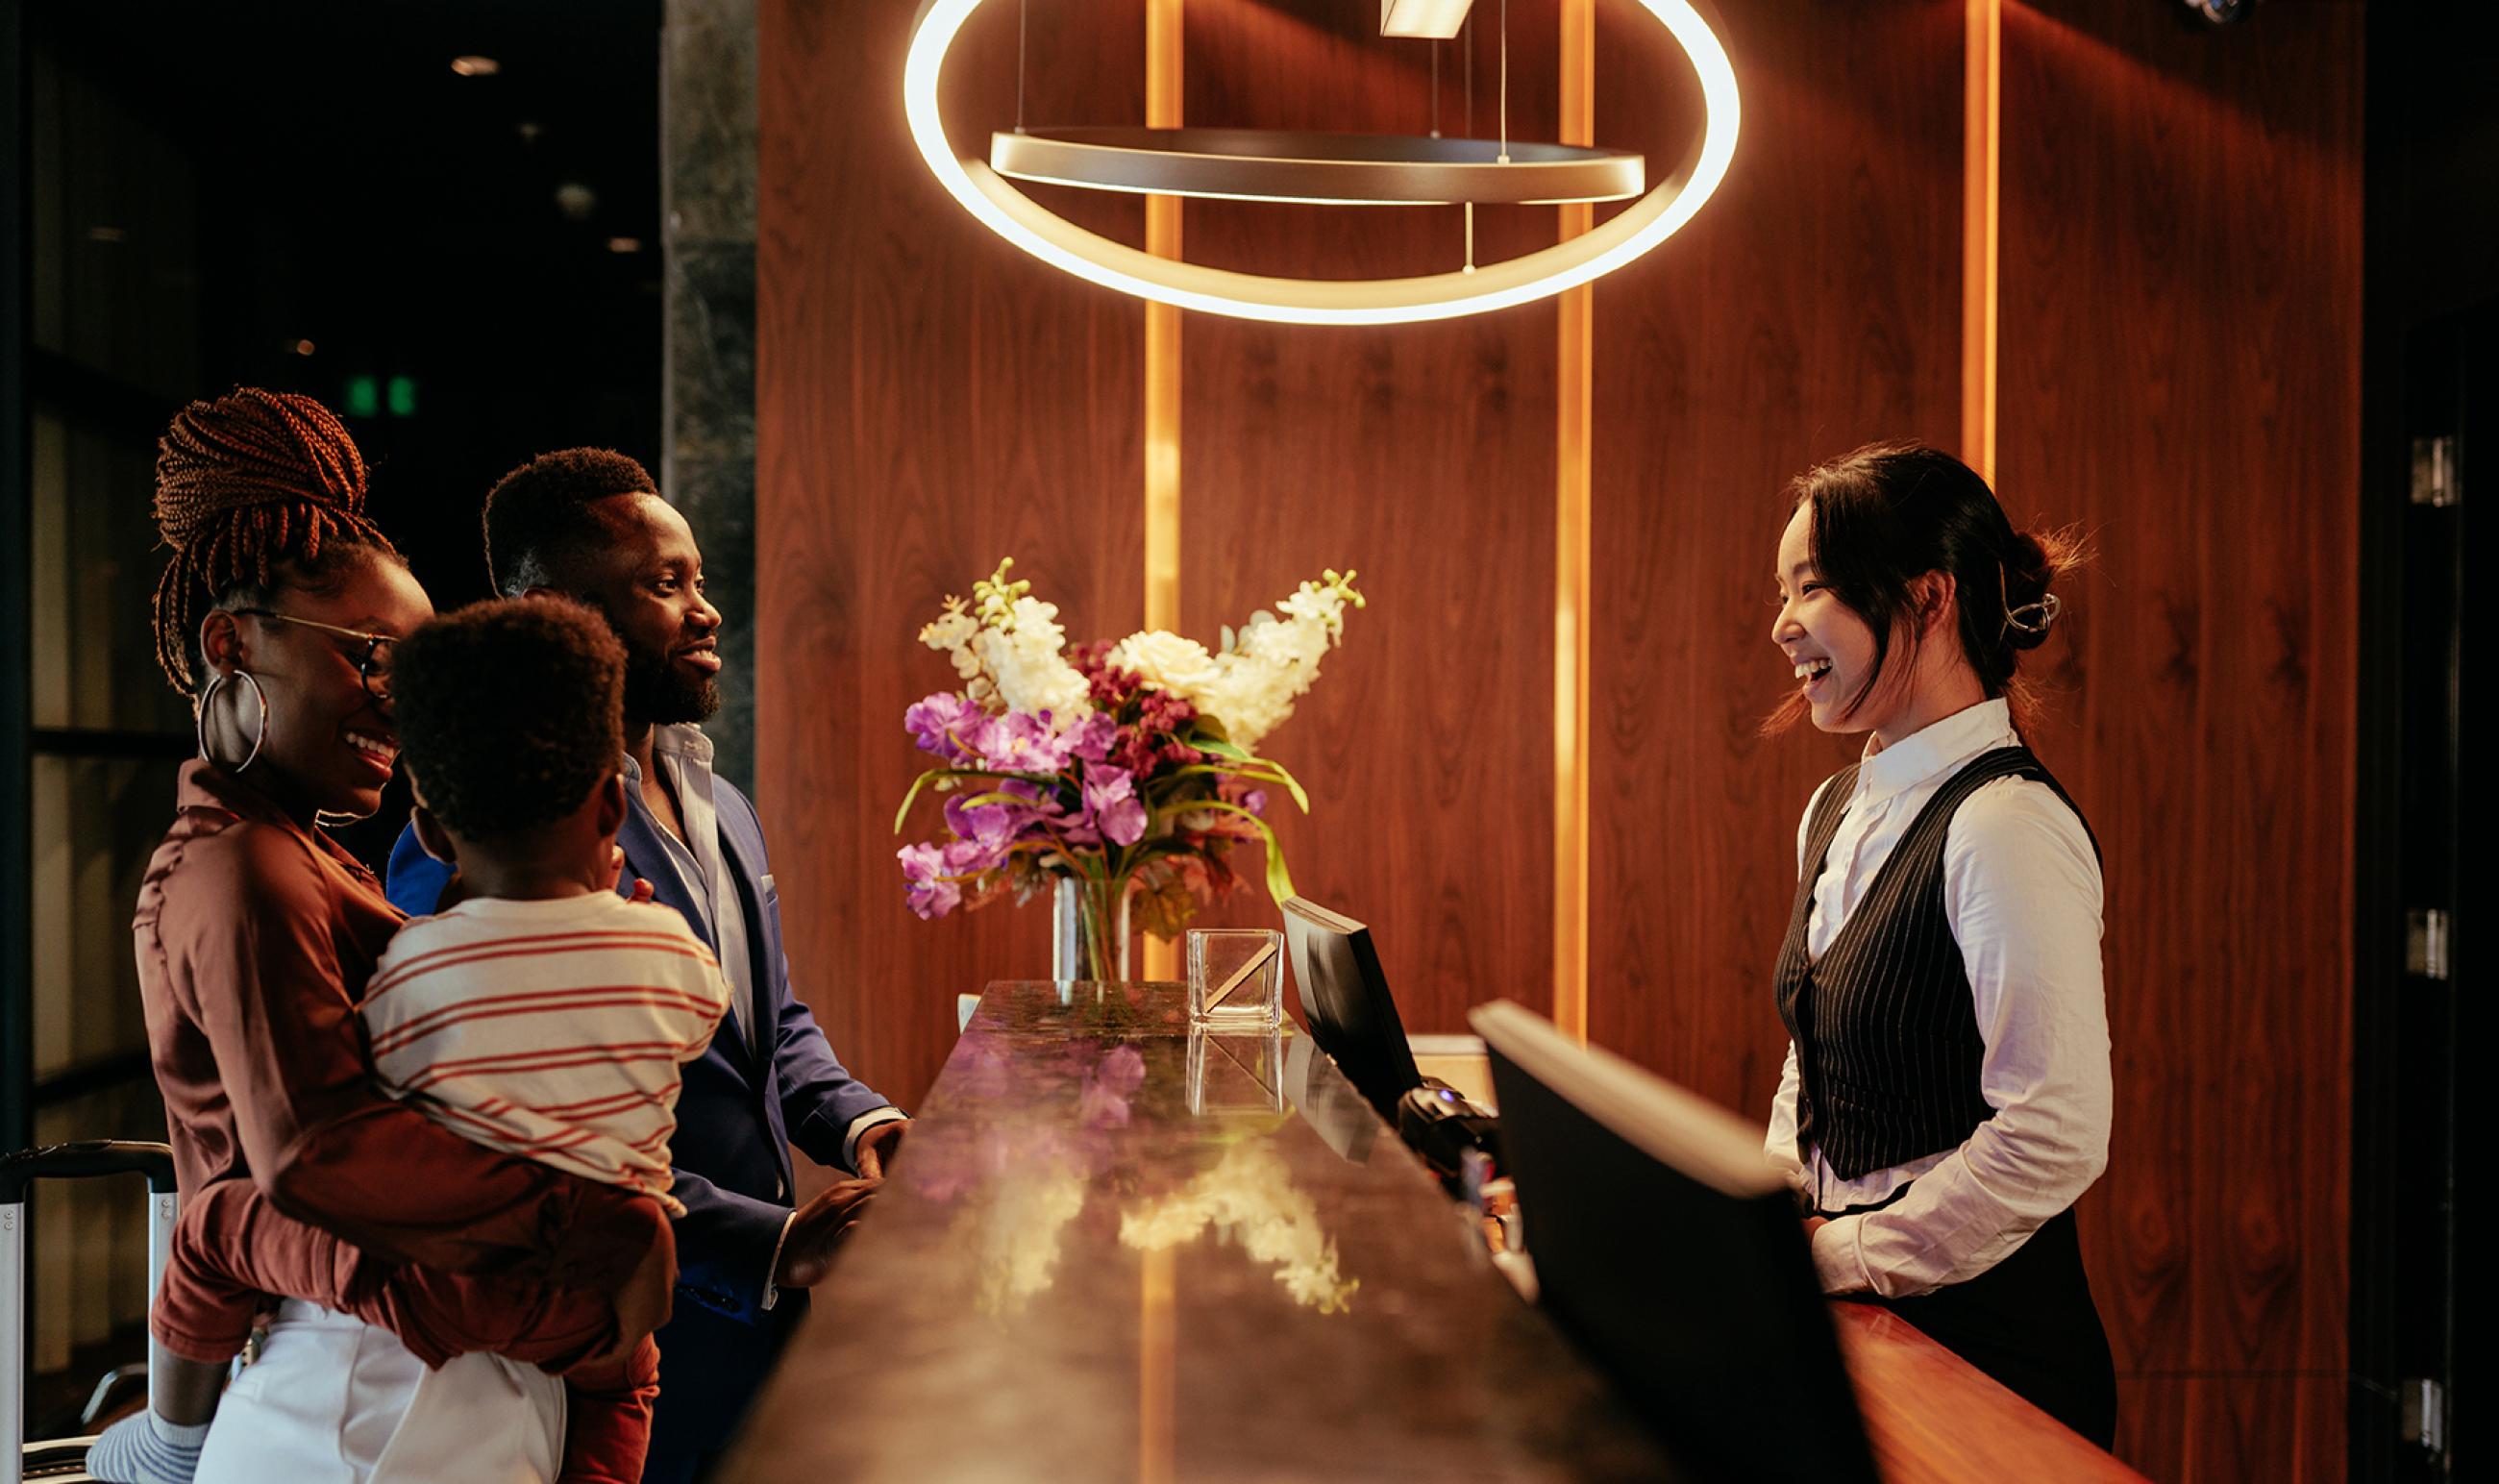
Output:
top-left (903, 691), bottom-right (991, 765)
top-left (1080, 766), bottom-right (1150, 848)
top-left (1076, 1046), bottom-right (1148, 1129)
top-left (1095, 1044), bottom-right (1147, 1096)
top-left (1066, 711), bottom-right (1119, 765)
top-left (897, 841), bottom-right (963, 919)
top-left (900, 572), bottom-right (1335, 934)
top-left (944, 792), bottom-right (1027, 853)
top-left (977, 709), bottom-right (1076, 774)
top-left (898, 835), bottom-right (1009, 919)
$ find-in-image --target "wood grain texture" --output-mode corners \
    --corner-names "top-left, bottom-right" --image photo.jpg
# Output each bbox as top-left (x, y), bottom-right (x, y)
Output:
top-left (1832, 1303), bottom-right (2153, 1484)
top-left (1172, 0), bottom-right (1558, 1035)
top-left (757, 0), bottom-right (1148, 1105)
top-left (756, 3), bottom-right (2362, 1476)
top-left (2112, 1375), bottom-right (2348, 1484)
top-left (1997, 2), bottom-right (2361, 1474)
top-left (1582, 0), bottom-right (1965, 1124)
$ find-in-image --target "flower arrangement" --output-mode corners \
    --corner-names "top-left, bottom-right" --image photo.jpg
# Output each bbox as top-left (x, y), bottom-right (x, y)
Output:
top-left (896, 558), bottom-right (1363, 976)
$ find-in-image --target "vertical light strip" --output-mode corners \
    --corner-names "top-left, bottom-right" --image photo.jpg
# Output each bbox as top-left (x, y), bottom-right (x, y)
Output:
top-left (1138, 1246), bottom-right (1176, 1484)
top-left (1142, 0), bottom-right (1184, 984)
top-left (1960, 0), bottom-right (1999, 485)
top-left (1553, 0), bottom-right (1595, 1042)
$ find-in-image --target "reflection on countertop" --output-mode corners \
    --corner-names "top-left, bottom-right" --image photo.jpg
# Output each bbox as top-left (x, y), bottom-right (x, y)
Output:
top-left (1121, 1137), bottom-right (1361, 1315)
top-left (719, 980), bottom-right (1678, 1484)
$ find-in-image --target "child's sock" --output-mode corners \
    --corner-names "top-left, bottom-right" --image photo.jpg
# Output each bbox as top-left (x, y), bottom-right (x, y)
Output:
top-left (85, 1409), bottom-right (211, 1484)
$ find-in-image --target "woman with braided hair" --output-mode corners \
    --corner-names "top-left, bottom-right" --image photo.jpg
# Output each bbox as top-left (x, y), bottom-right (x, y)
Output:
top-left (100, 388), bottom-right (674, 1484)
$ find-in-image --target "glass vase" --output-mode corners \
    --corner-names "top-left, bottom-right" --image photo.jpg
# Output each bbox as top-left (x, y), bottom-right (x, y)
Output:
top-left (1052, 874), bottom-right (1132, 982)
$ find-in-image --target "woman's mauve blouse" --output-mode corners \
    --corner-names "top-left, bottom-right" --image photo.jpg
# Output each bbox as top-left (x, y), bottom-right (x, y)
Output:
top-left (132, 759), bottom-right (658, 1291)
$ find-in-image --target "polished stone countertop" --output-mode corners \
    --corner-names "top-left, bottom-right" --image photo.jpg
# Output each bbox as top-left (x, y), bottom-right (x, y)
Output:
top-left (718, 980), bottom-right (1677, 1483)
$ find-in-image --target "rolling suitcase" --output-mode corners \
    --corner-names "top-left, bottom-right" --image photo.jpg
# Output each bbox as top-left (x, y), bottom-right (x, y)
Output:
top-left (1, 1141), bottom-right (179, 1484)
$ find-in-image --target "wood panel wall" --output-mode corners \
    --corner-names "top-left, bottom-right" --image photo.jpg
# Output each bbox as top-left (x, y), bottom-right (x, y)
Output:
top-left (1996, 3), bottom-right (2361, 1474)
top-left (1583, 0), bottom-right (1965, 1170)
top-left (757, 0), bottom-right (1148, 1102)
top-left (1175, 0), bottom-right (1559, 1035)
top-left (757, 1), bottom-right (2363, 1478)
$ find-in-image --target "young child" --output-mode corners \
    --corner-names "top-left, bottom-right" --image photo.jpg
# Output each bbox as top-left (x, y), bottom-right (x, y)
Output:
top-left (95, 598), bottom-right (730, 1484)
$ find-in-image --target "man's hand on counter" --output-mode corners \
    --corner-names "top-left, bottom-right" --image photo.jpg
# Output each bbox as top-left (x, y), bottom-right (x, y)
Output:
top-left (854, 1118), bottom-right (910, 1180)
top-left (776, 1176), bottom-right (879, 1289)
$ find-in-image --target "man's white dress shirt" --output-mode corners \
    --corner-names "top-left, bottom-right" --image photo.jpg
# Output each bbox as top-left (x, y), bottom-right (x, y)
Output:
top-left (1765, 698), bottom-right (2112, 1298)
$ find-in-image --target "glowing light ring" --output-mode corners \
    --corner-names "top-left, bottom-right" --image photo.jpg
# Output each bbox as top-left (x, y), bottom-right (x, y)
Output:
top-left (903, 0), bottom-right (1740, 326)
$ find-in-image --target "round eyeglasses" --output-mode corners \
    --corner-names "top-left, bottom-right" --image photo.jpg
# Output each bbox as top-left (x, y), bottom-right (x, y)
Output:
top-left (232, 608), bottom-right (399, 705)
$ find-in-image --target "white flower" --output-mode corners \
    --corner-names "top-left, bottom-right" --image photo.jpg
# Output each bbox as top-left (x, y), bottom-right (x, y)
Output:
top-left (919, 562), bottom-right (1358, 744)
top-left (975, 622), bottom-right (1091, 721)
top-left (918, 603), bottom-right (981, 680)
top-left (919, 576), bottom-right (1094, 726)
top-left (1111, 571), bottom-right (1361, 751)
top-left (1108, 630), bottom-right (1222, 694)
top-left (919, 606), bottom-right (977, 652)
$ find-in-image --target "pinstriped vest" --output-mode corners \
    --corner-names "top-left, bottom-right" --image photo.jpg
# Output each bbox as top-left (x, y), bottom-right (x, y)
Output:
top-left (1772, 745), bottom-right (2093, 1180)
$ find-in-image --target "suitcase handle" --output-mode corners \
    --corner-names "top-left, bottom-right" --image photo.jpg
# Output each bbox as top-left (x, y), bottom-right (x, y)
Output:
top-left (0, 1142), bottom-right (177, 1202)
top-left (3, 1142), bottom-right (180, 1483)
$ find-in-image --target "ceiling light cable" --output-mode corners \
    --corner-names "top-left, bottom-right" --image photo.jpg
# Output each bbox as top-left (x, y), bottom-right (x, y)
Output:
top-left (1497, 0), bottom-right (1510, 163)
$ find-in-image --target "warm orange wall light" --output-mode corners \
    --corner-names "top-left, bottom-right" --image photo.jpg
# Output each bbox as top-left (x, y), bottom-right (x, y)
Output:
top-left (1142, 0), bottom-right (1183, 985)
top-left (1554, 0), bottom-right (1595, 1043)
top-left (1962, 0), bottom-right (1999, 485)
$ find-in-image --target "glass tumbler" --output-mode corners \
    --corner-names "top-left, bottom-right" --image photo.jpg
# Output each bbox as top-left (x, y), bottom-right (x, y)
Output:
top-left (1186, 927), bottom-right (1284, 1027)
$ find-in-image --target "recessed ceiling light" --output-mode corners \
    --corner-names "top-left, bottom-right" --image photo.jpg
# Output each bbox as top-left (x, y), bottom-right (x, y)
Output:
top-left (607, 236), bottom-right (643, 254)
top-left (451, 55), bottom-right (500, 77)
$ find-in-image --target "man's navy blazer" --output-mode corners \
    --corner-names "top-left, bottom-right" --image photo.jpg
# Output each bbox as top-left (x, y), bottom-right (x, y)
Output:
top-left (384, 772), bottom-right (894, 1324)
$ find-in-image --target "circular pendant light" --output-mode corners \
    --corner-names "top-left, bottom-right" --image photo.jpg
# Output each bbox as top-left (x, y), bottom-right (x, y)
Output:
top-left (990, 127), bottom-right (1645, 208)
top-left (903, 0), bottom-right (1741, 326)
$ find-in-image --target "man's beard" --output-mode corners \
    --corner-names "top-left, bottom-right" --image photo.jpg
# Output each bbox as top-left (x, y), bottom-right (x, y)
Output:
top-left (624, 643), bottom-right (721, 726)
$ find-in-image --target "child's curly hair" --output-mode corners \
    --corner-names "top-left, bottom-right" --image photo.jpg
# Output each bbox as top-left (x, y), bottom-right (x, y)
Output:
top-left (392, 597), bottom-right (627, 841)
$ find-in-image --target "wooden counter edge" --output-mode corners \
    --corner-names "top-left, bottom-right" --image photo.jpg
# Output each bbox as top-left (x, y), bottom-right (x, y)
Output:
top-left (1831, 1300), bottom-right (2151, 1484)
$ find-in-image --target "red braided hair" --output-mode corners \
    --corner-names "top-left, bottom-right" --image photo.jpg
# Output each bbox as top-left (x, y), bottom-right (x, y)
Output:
top-left (150, 387), bottom-right (399, 693)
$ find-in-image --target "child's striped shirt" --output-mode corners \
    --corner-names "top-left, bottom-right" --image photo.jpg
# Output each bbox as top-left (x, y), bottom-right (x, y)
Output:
top-left (360, 891), bottom-right (732, 1215)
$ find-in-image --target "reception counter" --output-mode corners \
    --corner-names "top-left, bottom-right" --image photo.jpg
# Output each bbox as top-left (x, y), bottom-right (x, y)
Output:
top-left (719, 982), bottom-right (2145, 1483)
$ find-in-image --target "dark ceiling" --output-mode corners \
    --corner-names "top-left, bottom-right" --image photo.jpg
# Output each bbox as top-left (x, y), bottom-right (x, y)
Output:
top-left (32, 0), bottom-right (667, 608)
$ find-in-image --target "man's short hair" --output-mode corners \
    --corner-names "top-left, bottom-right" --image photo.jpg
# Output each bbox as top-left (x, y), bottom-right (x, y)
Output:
top-left (393, 597), bottom-right (626, 841)
top-left (482, 448), bottom-right (657, 597)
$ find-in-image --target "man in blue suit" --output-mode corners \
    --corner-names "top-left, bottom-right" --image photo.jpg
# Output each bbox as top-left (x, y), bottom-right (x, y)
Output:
top-left (386, 449), bottom-right (903, 1481)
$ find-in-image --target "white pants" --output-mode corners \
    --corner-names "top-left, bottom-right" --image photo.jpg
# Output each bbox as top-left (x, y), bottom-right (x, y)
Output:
top-left (194, 1299), bottom-right (565, 1484)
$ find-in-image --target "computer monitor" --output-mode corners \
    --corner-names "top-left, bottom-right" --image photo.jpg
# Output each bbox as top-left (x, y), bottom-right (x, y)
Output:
top-left (1469, 1000), bottom-right (1879, 1484)
top-left (1280, 896), bottom-right (1422, 1120)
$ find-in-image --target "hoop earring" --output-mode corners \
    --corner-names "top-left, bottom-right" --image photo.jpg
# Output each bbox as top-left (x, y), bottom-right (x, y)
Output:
top-left (196, 669), bottom-right (269, 772)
